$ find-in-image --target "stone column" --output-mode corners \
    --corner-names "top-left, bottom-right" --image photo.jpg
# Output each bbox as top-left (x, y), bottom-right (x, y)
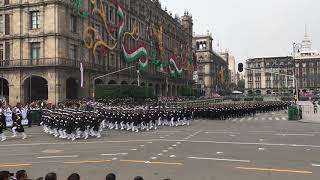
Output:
top-left (9, 72), bottom-right (22, 106)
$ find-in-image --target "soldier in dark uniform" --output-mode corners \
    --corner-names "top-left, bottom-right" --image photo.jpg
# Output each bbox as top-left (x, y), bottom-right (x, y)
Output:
top-left (11, 109), bottom-right (27, 139)
top-left (0, 117), bottom-right (5, 141)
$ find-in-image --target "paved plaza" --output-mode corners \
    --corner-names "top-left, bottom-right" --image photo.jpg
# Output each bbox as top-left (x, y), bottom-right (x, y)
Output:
top-left (1, 111), bottom-right (320, 180)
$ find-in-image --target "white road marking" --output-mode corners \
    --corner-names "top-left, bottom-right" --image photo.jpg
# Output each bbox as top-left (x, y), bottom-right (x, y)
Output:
top-left (168, 147), bottom-right (173, 150)
top-left (101, 153), bottom-right (128, 156)
top-left (4, 139), bottom-right (320, 149)
top-left (205, 132), bottom-right (240, 134)
top-left (258, 148), bottom-right (265, 151)
top-left (169, 155), bottom-right (176, 158)
top-left (160, 137), bottom-right (165, 139)
top-left (312, 164), bottom-right (320, 167)
top-left (184, 130), bottom-right (202, 140)
top-left (261, 117), bottom-right (266, 120)
top-left (268, 117), bottom-right (273, 120)
top-left (282, 117), bottom-right (287, 120)
top-left (275, 117), bottom-right (280, 121)
top-left (216, 152), bottom-right (223, 154)
top-left (229, 135), bottom-right (236, 137)
top-left (158, 153), bottom-right (163, 156)
top-left (130, 149), bottom-right (137, 151)
top-left (249, 131), bottom-right (276, 133)
top-left (162, 150), bottom-right (168, 153)
top-left (247, 118), bottom-right (253, 121)
top-left (112, 158), bottom-right (117, 161)
top-left (188, 157), bottom-right (250, 163)
top-left (150, 157), bottom-right (157, 160)
top-left (172, 144), bottom-right (177, 147)
top-left (139, 145), bottom-right (145, 147)
top-left (37, 155), bottom-right (79, 159)
top-left (239, 118), bottom-right (245, 122)
top-left (41, 149), bottom-right (63, 154)
top-left (186, 140), bottom-right (320, 148)
top-left (274, 134), bottom-right (315, 136)
top-left (259, 139), bottom-right (264, 142)
top-left (254, 117), bottom-right (259, 121)
top-left (147, 142), bottom-right (153, 144)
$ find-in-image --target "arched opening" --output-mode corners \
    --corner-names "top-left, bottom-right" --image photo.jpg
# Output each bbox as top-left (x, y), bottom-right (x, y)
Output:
top-left (0, 78), bottom-right (9, 102)
top-left (95, 79), bottom-right (104, 85)
top-left (108, 80), bottom-right (117, 85)
top-left (66, 78), bottom-right (79, 100)
top-left (255, 90), bottom-right (261, 95)
top-left (248, 90), bottom-right (253, 95)
top-left (140, 82), bottom-right (146, 87)
top-left (148, 83), bottom-right (153, 87)
top-left (155, 84), bottom-right (160, 96)
top-left (177, 86), bottom-right (180, 96)
top-left (162, 84), bottom-right (166, 96)
top-left (121, 81), bottom-right (128, 85)
top-left (168, 85), bottom-right (172, 96)
top-left (131, 81), bottom-right (137, 85)
top-left (172, 85), bottom-right (176, 96)
top-left (24, 76), bottom-right (48, 103)
top-left (266, 90), bottom-right (272, 95)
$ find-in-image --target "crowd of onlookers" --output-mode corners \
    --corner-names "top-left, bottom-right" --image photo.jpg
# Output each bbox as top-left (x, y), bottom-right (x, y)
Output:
top-left (0, 170), bottom-right (166, 180)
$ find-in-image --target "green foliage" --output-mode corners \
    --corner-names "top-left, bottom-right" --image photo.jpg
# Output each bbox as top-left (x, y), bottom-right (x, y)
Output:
top-left (255, 97), bottom-right (264, 101)
top-left (95, 85), bottom-right (155, 98)
top-left (244, 97), bottom-right (254, 101)
top-left (180, 87), bottom-right (201, 97)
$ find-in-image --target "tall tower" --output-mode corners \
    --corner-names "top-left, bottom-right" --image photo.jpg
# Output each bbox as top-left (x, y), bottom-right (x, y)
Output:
top-left (301, 25), bottom-right (312, 51)
top-left (181, 10), bottom-right (193, 35)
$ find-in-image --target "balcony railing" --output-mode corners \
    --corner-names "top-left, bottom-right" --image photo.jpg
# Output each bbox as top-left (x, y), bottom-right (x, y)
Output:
top-left (0, 58), bottom-right (105, 72)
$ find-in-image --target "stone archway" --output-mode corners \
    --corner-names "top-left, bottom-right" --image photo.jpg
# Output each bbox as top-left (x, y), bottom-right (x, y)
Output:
top-left (131, 81), bottom-right (137, 86)
top-left (267, 90), bottom-right (272, 95)
top-left (255, 90), bottom-right (261, 95)
top-left (24, 76), bottom-right (48, 103)
top-left (172, 85), bottom-right (176, 96)
top-left (121, 81), bottom-right (128, 85)
top-left (155, 84), bottom-right (160, 96)
top-left (162, 84), bottom-right (166, 96)
top-left (108, 80), bottom-right (117, 85)
top-left (140, 82), bottom-right (146, 87)
top-left (168, 85), bottom-right (172, 96)
top-left (0, 78), bottom-right (9, 102)
top-left (95, 79), bottom-right (104, 85)
top-left (66, 77), bottom-right (79, 100)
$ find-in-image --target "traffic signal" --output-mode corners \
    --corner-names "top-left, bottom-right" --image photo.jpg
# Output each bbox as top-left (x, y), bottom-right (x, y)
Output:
top-left (238, 63), bottom-right (244, 72)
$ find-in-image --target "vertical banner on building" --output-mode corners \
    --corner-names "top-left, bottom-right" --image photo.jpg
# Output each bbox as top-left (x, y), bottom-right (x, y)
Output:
top-left (80, 63), bottom-right (84, 88)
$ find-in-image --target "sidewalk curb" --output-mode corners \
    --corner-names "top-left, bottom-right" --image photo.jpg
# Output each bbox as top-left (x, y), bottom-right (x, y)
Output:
top-left (298, 120), bottom-right (320, 124)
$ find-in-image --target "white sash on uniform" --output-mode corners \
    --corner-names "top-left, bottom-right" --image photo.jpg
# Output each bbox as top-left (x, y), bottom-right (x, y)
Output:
top-left (21, 109), bottom-right (29, 126)
top-left (5, 111), bottom-right (13, 127)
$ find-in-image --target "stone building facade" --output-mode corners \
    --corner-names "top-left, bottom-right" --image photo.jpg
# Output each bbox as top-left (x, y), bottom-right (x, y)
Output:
top-left (193, 33), bottom-right (229, 97)
top-left (244, 30), bottom-right (320, 95)
top-left (0, 0), bottom-right (194, 105)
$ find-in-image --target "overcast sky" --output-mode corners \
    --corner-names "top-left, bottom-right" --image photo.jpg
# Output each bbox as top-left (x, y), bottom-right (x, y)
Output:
top-left (161, 0), bottom-right (320, 63)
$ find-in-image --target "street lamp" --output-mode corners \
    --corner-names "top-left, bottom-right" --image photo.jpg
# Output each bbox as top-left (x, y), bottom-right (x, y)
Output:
top-left (137, 69), bottom-right (140, 87)
top-left (293, 42), bottom-right (302, 102)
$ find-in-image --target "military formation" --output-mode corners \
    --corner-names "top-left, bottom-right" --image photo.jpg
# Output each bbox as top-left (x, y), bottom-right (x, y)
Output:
top-left (0, 98), bottom-right (291, 142)
top-left (192, 101), bottom-right (291, 120)
top-left (41, 104), bottom-right (193, 141)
